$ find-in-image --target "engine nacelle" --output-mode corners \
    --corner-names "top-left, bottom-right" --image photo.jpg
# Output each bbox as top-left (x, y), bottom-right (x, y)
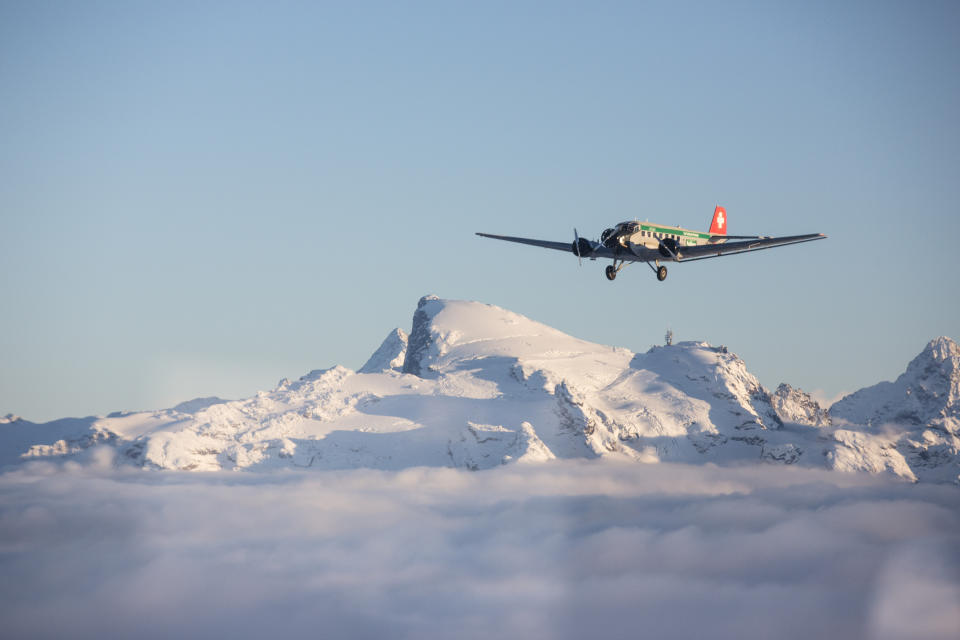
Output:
top-left (658, 237), bottom-right (680, 258)
top-left (571, 237), bottom-right (593, 258)
top-left (600, 228), bottom-right (617, 248)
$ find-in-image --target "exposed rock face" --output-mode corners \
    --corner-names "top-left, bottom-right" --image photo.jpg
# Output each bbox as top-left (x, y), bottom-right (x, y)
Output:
top-left (359, 328), bottom-right (408, 374)
top-left (402, 295), bottom-right (442, 377)
top-left (770, 384), bottom-right (831, 427)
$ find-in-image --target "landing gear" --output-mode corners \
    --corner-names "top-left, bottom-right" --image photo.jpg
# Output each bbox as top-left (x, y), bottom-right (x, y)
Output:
top-left (605, 258), bottom-right (628, 282)
top-left (646, 260), bottom-right (669, 282)
top-left (605, 258), bottom-right (667, 282)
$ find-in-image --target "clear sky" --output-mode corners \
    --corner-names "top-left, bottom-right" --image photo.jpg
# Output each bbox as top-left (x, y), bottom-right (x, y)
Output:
top-left (2, 0), bottom-right (958, 422)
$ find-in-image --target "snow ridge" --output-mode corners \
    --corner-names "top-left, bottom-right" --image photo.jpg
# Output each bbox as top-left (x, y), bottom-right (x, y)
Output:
top-left (359, 328), bottom-right (408, 373)
top-left (830, 337), bottom-right (960, 482)
top-left (2, 298), bottom-right (957, 483)
top-left (832, 337), bottom-right (960, 427)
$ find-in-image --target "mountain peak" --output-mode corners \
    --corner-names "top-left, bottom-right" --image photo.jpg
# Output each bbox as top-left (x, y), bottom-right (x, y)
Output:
top-left (402, 297), bottom-right (442, 377)
top-left (920, 336), bottom-right (960, 363)
top-left (418, 293), bottom-right (440, 307)
top-left (831, 336), bottom-right (960, 429)
top-left (360, 328), bottom-right (408, 374)
top-left (902, 336), bottom-right (960, 384)
top-left (401, 296), bottom-right (572, 378)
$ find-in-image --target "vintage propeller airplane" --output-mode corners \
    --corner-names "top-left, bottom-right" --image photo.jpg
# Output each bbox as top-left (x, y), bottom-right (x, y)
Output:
top-left (477, 206), bottom-right (826, 282)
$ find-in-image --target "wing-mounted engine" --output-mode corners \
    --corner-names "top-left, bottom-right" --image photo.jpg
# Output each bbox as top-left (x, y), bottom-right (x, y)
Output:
top-left (571, 236), bottom-right (594, 258)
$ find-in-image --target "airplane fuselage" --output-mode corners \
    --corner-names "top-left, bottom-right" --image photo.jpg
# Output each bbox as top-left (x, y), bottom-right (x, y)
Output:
top-left (603, 220), bottom-right (723, 254)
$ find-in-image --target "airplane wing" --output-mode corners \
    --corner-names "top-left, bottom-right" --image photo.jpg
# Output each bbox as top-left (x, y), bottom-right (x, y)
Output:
top-left (671, 233), bottom-right (826, 262)
top-left (474, 232), bottom-right (571, 253)
top-left (475, 232), bottom-right (618, 258)
top-left (476, 230), bottom-right (826, 267)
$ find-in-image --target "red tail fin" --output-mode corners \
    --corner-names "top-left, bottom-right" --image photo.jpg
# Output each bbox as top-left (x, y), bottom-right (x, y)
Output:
top-left (708, 205), bottom-right (727, 235)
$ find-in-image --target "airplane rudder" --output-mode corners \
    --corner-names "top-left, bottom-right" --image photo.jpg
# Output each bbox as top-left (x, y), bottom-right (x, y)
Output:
top-left (709, 205), bottom-right (727, 235)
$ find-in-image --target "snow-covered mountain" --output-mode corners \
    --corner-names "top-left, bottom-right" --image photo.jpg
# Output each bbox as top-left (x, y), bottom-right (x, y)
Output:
top-left (831, 337), bottom-right (960, 427)
top-left (2, 296), bottom-right (957, 482)
top-left (830, 336), bottom-right (960, 483)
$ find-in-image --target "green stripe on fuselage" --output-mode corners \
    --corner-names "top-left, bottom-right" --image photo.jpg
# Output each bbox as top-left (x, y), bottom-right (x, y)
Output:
top-left (637, 223), bottom-right (709, 238)
top-left (629, 222), bottom-right (713, 245)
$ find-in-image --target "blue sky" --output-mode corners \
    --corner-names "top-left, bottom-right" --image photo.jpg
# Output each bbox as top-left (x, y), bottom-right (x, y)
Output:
top-left (2, 0), bottom-right (958, 421)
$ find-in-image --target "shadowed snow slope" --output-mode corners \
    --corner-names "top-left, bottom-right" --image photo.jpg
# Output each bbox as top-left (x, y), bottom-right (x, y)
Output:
top-left (1, 297), bottom-right (957, 482)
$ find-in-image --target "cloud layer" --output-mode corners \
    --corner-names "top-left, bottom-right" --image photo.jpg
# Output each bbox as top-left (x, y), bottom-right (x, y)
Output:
top-left (1, 454), bottom-right (958, 639)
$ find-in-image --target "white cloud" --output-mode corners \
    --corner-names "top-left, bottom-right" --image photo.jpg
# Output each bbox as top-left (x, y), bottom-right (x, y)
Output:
top-left (0, 459), bottom-right (958, 639)
top-left (809, 388), bottom-right (851, 410)
top-left (868, 543), bottom-right (960, 640)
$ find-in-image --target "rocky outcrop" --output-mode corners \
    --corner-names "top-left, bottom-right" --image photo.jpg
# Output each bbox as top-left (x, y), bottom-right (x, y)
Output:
top-left (770, 384), bottom-right (831, 427)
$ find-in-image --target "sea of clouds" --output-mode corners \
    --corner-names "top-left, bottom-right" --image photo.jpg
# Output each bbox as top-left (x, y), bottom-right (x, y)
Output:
top-left (1, 449), bottom-right (958, 639)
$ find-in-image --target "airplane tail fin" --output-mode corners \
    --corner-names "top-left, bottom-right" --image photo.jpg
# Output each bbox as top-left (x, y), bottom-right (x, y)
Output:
top-left (708, 205), bottom-right (727, 236)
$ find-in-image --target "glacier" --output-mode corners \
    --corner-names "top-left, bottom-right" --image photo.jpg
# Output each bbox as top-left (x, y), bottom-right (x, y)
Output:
top-left (2, 295), bottom-right (958, 483)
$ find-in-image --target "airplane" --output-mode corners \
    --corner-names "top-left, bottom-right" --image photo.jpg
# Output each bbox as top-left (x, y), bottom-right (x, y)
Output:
top-left (477, 205), bottom-right (826, 282)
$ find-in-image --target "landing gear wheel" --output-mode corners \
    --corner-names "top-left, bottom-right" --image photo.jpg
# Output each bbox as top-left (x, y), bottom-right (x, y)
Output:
top-left (656, 265), bottom-right (668, 281)
top-left (605, 265), bottom-right (617, 281)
